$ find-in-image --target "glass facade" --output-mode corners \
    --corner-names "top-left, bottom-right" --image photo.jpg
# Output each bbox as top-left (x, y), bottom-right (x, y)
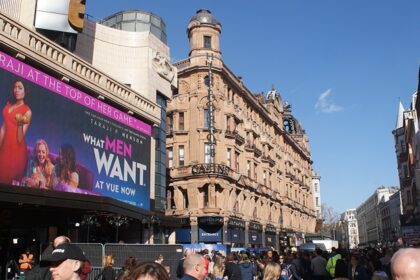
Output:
top-left (100, 10), bottom-right (167, 44)
top-left (154, 93), bottom-right (167, 211)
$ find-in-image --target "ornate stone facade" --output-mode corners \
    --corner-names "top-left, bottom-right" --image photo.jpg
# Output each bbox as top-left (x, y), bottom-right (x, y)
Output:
top-left (166, 10), bottom-right (316, 247)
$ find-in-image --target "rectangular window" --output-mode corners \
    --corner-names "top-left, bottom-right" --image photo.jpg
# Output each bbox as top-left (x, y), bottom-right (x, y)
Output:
top-left (269, 172), bottom-right (272, 188)
top-left (203, 185), bottom-right (209, 207)
top-left (247, 161), bottom-right (251, 177)
top-left (204, 35), bottom-right (211, 48)
top-left (204, 109), bottom-right (209, 128)
top-left (179, 112), bottom-right (184, 130)
top-left (315, 183), bottom-right (318, 192)
top-left (263, 171), bottom-right (267, 186)
top-left (182, 189), bottom-right (189, 209)
top-left (166, 114), bottom-right (173, 133)
top-left (235, 152), bottom-right (240, 172)
top-left (167, 148), bottom-right (173, 168)
top-left (226, 115), bottom-right (231, 131)
top-left (179, 145), bottom-right (185, 167)
top-left (316, 197), bottom-right (319, 207)
top-left (227, 148), bottom-right (232, 167)
top-left (254, 163), bottom-right (258, 181)
top-left (204, 144), bottom-right (211, 164)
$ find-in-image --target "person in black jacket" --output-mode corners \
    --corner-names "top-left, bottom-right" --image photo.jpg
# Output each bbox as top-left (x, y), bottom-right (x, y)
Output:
top-left (177, 249), bottom-right (192, 279)
top-left (223, 253), bottom-right (242, 280)
top-left (101, 254), bottom-right (116, 280)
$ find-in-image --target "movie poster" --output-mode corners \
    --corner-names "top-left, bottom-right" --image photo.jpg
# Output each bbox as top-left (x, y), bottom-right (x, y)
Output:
top-left (0, 51), bottom-right (151, 210)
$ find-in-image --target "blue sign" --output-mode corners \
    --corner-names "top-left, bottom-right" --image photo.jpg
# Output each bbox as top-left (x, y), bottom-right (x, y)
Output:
top-left (176, 228), bottom-right (191, 243)
top-left (228, 228), bottom-right (245, 243)
top-left (249, 230), bottom-right (262, 244)
top-left (199, 226), bottom-right (222, 243)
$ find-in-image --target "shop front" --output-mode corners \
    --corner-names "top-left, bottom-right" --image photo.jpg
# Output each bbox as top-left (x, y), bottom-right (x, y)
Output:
top-left (226, 218), bottom-right (245, 246)
top-left (248, 221), bottom-right (263, 247)
top-left (265, 224), bottom-right (277, 249)
top-left (198, 216), bottom-right (223, 244)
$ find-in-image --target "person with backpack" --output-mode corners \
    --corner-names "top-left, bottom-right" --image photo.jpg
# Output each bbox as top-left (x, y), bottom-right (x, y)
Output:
top-left (239, 254), bottom-right (256, 280)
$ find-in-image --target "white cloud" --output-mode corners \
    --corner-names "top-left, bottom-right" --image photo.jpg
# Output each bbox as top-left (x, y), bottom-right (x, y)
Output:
top-left (315, 89), bottom-right (343, 113)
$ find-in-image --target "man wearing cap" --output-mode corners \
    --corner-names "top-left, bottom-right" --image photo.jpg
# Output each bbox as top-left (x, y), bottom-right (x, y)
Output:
top-left (44, 243), bottom-right (88, 280)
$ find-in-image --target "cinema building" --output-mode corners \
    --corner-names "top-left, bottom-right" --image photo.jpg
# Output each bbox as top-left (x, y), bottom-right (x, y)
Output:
top-left (0, 0), bottom-right (176, 268)
top-left (166, 10), bottom-right (316, 248)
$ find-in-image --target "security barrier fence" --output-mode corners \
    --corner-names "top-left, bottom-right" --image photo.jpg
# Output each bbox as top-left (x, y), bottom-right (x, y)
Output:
top-left (74, 243), bottom-right (184, 280)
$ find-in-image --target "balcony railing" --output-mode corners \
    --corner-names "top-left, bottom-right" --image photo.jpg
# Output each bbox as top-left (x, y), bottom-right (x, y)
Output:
top-left (235, 133), bottom-right (245, 145)
top-left (262, 154), bottom-right (276, 167)
top-left (254, 147), bottom-right (262, 157)
top-left (245, 143), bottom-right (255, 152)
top-left (225, 129), bottom-right (236, 138)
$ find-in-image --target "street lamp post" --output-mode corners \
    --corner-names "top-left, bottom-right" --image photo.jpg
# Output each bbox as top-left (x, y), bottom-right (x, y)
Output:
top-left (107, 215), bottom-right (130, 242)
top-left (81, 215), bottom-right (99, 243)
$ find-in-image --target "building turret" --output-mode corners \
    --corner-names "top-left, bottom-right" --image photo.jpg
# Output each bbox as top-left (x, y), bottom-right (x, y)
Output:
top-left (187, 9), bottom-right (222, 67)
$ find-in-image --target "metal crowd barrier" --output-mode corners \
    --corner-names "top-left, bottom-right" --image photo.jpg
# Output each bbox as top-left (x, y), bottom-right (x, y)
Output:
top-left (73, 243), bottom-right (183, 280)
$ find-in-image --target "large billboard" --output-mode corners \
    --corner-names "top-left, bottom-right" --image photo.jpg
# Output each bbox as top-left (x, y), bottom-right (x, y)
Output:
top-left (0, 51), bottom-right (151, 210)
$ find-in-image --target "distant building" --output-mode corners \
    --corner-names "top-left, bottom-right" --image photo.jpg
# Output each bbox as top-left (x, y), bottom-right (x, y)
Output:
top-left (312, 171), bottom-right (322, 219)
top-left (356, 186), bottom-right (399, 247)
top-left (340, 209), bottom-right (358, 249)
top-left (379, 191), bottom-right (402, 245)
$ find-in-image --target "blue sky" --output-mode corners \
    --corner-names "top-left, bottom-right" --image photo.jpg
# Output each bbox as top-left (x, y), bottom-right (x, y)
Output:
top-left (86, 1), bottom-right (420, 214)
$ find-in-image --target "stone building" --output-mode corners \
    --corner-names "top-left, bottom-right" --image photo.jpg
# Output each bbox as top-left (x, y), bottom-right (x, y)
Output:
top-left (165, 9), bottom-right (316, 248)
top-left (340, 209), bottom-right (359, 249)
top-left (356, 186), bottom-right (399, 247)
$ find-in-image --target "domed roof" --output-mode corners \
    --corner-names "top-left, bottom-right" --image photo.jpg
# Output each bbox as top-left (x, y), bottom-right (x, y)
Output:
top-left (189, 9), bottom-right (220, 26)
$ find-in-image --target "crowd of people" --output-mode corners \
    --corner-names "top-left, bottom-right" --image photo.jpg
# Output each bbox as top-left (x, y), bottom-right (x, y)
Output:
top-left (14, 238), bottom-right (420, 280)
top-left (175, 246), bottom-right (420, 280)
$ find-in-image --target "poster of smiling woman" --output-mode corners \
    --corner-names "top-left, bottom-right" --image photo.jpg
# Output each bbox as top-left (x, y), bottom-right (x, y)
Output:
top-left (0, 51), bottom-right (151, 210)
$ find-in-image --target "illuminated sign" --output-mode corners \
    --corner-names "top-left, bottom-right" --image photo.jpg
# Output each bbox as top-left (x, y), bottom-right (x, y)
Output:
top-left (0, 51), bottom-right (151, 210)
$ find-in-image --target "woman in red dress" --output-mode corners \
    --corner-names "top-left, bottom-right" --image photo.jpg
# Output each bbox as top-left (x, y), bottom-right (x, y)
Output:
top-left (0, 80), bottom-right (32, 184)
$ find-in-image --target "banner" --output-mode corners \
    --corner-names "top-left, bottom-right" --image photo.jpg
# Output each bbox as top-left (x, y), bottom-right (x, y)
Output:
top-left (0, 51), bottom-right (151, 209)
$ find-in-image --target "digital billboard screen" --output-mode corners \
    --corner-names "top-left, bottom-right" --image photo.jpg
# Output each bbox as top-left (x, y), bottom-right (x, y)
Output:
top-left (0, 51), bottom-right (151, 210)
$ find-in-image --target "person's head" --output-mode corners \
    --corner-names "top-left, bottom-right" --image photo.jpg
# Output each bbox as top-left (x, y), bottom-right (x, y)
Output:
top-left (391, 248), bottom-right (420, 280)
top-left (225, 252), bottom-right (235, 262)
top-left (45, 243), bottom-right (87, 280)
top-left (103, 254), bottom-right (114, 267)
top-left (34, 139), bottom-right (50, 165)
top-left (53, 235), bottom-right (71, 248)
top-left (279, 254), bottom-right (285, 264)
top-left (11, 80), bottom-right (26, 103)
top-left (315, 248), bottom-right (323, 256)
top-left (334, 259), bottom-right (348, 278)
top-left (183, 254), bottom-right (206, 280)
top-left (183, 248), bottom-right (192, 258)
top-left (263, 262), bottom-right (281, 280)
top-left (122, 261), bottom-right (169, 280)
top-left (266, 250), bottom-right (273, 258)
top-left (241, 254), bottom-right (249, 263)
top-left (123, 256), bottom-right (137, 270)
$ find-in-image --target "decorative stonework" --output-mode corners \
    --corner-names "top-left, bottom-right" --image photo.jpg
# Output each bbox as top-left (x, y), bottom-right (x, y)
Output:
top-left (153, 51), bottom-right (175, 82)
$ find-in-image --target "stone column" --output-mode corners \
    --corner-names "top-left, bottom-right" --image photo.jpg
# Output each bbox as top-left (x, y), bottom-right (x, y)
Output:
top-left (245, 221), bottom-right (250, 247)
top-left (223, 216), bottom-right (229, 244)
top-left (190, 217), bottom-right (199, 243)
top-left (275, 229), bottom-right (280, 252)
top-left (262, 225), bottom-right (266, 247)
